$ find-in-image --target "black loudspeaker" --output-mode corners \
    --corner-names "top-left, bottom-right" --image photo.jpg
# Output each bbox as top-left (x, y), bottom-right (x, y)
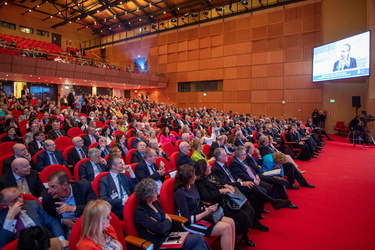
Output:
top-left (352, 96), bottom-right (361, 108)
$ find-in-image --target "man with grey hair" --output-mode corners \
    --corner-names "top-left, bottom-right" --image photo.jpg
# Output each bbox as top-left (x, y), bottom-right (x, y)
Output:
top-left (95, 136), bottom-right (111, 158)
top-left (67, 137), bottom-right (89, 168)
top-left (37, 140), bottom-right (67, 171)
top-left (3, 143), bottom-right (37, 175)
top-left (135, 148), bottom-right (165, 192)
top-left (78, 148), bottom-right (108, 182)
top-left (132, 130), bottom-right (149, 149)
top-left (176, 142), bottom-right (195, 168)
top-left (181, 133), bottom-right (190, 143)
top-left (212, 147), bottom-right (291, 219)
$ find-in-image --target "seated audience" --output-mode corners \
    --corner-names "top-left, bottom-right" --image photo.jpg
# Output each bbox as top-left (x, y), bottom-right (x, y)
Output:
top-left (42, 171), bottom-right (96, 230)
top-left (174, 165), bottom-right (236, 250)
top-left (135, 149), bottom-right (165, 192)
top-left (160, 126), bottom-right (177, 144)
top-left (134, 178), bottom-right (210, 250)
top-left (77, 199), bottom-right (122, 250)
top-left (17, 226), bottom-right (64, 250)
top-left (99, 156), bottom-right (137, 220)
top-left (81, 126), bottom-right (99, 147)
top-left (0, 187), bottom-right (68, 248)
top-left (37, 140), bottom-right (67, 171)
top-left (1, 126), bottom-right (22, 143)
top-left (48, 121), bottom-right (67, 140)
top-left (132, 130), bottom-right (149, 149)
top-left (190, 139), bottom-right (214, 162)
top-left (131, 141), bottom-right (147, 164)
top-left (28, 131), bottom-right (46, 156)
top-left (79, 148), bottom-right (108, 182)
top-left (176, 142), bottom-right (196, 168)
top-left (3, 143), bottom-right (37, 175)
top-left (0, 158), bottom-right (46, 198)
top-left (96, 136), bottom-right (111, 158)
top-left (113, 133), bottom-right (128, 158)
top-left (149, 138), bottom-right (167, 159)
top-left (24, 123), bottom-right (39, 145)
top-left (68, 137), bottom-right (89, 167)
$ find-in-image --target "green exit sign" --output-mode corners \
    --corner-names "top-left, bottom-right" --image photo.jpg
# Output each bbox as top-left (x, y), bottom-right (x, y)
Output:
top-left (330, 99), bottom-right (335, 103)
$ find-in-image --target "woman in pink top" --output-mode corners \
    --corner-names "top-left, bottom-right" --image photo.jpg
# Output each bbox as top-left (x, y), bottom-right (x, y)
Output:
top-left (160, 126), bottom-right (177, 144)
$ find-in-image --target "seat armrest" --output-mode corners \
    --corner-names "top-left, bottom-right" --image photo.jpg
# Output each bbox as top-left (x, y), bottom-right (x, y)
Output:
top-left (167, 214), bottom-right (188, 223)
top-left (125, 235), bottom-right (153, 249)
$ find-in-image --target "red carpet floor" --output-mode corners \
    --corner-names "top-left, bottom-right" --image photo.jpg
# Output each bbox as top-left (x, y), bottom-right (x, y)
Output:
top-left (242, 135), bottom-right (375, 250)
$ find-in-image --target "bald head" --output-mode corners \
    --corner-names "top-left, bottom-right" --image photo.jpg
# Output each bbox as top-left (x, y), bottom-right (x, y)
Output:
top-left (11, 158), bottom-right (31, 177)
top-left (179, 141), bottom-right (191, 154)
top-left (72, 137), bottom-right (84, 148)
top-left (13, 143), bottom-right (28, 157)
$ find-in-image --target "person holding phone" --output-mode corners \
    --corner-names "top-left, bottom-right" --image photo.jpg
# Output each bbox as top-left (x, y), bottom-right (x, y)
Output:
top-left (174, 165), bottom-right (235, 250)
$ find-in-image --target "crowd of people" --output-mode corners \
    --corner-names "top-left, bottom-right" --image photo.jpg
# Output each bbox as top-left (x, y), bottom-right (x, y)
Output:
top-left (0, 89), bottom-right (332, 249)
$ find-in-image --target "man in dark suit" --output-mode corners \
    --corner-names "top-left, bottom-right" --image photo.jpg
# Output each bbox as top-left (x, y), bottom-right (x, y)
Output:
top-left (209, 135), bottom-right (229, 159)
top-left (2, 143), bottom-right (37, 175)
top-left (48, 121), bottom-right (67, 140)
top-left (82, 126), bottom-right (99, 147)
top-left (131, 122), bottom-right (144, 137)
top-left (135, 148), bottom-right (165, 183)
top-left (172, 114), bottom-right (184, 131)
top-left (42, 171), bottom-right (96, 229)
top-left (99, 112), bottom-right (109, 124)
top-left (333, 44), bottom-right (357, 71)
top-left (132, 130), bottom-right (149, 149)
top-left (79, 148), bottom-right (108, 182)
top-left (131, 141), bottom-right (147, 164)
top-left (176, 142), bottom-right (196, 168)
top-left (67, 88), bottom-right (75, 109)
top-left (95, 136), bottom-right (111, 158)
top-left (68, 137), bottom-right (89, 167)
top-left (28, 131), bottom-right (46, 156)
top-left (37, 140), bottom-right (67, 171)
top-left (0, 187), bottom-right (68, 248)
top-left (99, 156), bottom-right (137, 220)
top-left (234, 131), bottom-right (250, 147)
top-left (212, 148), bottom-right (290, 219)
top-left (0, 158), bottom-right (46, 198)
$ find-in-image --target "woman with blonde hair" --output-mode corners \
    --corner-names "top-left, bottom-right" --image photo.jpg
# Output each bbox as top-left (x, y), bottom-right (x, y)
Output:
top-left (77, 199), bottom-right (122, 249)
top-left (190, 139), bottom-right (214, 162)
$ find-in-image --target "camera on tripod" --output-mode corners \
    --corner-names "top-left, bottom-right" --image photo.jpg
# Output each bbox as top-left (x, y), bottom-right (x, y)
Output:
top-left (361, 111), bottom-right (375, 123)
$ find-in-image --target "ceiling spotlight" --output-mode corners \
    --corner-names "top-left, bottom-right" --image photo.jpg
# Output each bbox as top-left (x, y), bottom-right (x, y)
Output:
top-left (242, 1), bottom-right (248, 5)
top-left (28, 9), bottom-right (32, 12)
top-left (184, 13), bottom-right (190, 17)
top-left (69, 21), bottom-right (72, 23)
top-left (181, 17), bottom-right (187, 24)
top-left (216, 7), bottom-right (223, 12)
top-left (77, 17), bottom-right (80, 20)
top-left (86, 26), bottom-right (88, 28)
top-left (59, 12), bottom-right (61, 14)
top-left (191, 13), bottom-right (198, 17)
top-left (50, 15), bottom-right (53, 18)
top-left (37, 5), bottom-right (39, 8)
top-left (151, 24), bottom-right (157, 30)
top-left (171, 19), bottom-right (177, 23)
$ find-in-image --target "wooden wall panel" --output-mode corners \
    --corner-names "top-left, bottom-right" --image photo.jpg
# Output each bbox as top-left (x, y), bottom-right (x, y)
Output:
top-left (268, 23), bottom-right (284, 37)
top-left (186, 71), bottom-right (198, 81)
top-left (199, 59), bottom-right (212, 70)
top-left (267, 90), bottom-right (283, 102)
top-left (253, 26), bottom-right (268, 40)
top-left (252, 52), bottom-right (268, 65)
top-left (285, 48), bottom-right (302, 62)
top-left (237, 42), bottom-right (252, 54)
top-left (188, 39), bottom-right (199, 50)
top-left (224, 79), bottom-right (251, 91)
top-left (252, 39), bottom-right (267, 52)
top-left (251, 103), bottom-right (268, 115)
top-left (158, 35), bottom-right (168, 45)
top-left (237, 16), bottom-right (252, 30)
top-left (168, 33), bottom-right (178, 43)
top-left (252, 13), bottom-right (268, 27)
top-left (237, 28), bottom-right (253, 42)
top-left (303, 17), bottom-right (319, 32)
top-left (283, 103), bottom-right (302, 117)
top-left (211, 34), bottom-right (224, 47)
top-left (223, 103), bottom-right (251, 114)
top-left (284, 62), bottom-right (303, 76)
top-left (284, 89), bottom-right (303, 102)
top-left (251, 91), bottom-right (268, 103)
top-left (268, 10), bottom-right (285, 24)
top-left (199, 26), bottom-right (211, 37)
top-left (302, 32), bottom-right (319, 46)
top-left (159, 54), bottom-right (168, 64)
top-left (177, 62), bottom-right (188, 72)
top-left (166, 63), bottom-right (177, 73)
top-left (251, 78), bottom-right (267, 90)
top-left (159, 44), bottom-right (168, 54)
top-left (237, 66), bottom-right (252, 79)
top-left (199, 48), bottom-right (211, 59)
top-left (200, 92), bottom-right (223, 103)
top-left (167, 53), bottom-right (178, 63)
top-left (224, 20), bottom-right (238, 32)
top-left (224, 67), bottom-right (237, 79)
top-left (284, 20), bottom-right (302, 35)
top-left (211, 46), bottom-right (223, 57)
top-left (267, 63), bottom-right (284, 77)
top-left (267, 37), bottom-right (284, 50)
top-left (178, 41), bottom-right (188, 52)
top-left (285, 34), bottom-right (302, 48)
top-left (268, 50), bottom-right (284, 63)
top-left (188, 29), bottom-right (199, 39)
top-left (208, 57), bottom-right (224, 69)
top-left (199, 37), bottom-right (211, 48)
top-left (187, 60), bottom-right (199, 71)
top-left (223, 44), bottom-right (239, 56)
top-left (178, 51), bottom-right (188, 61)
top-left (188, 50), bottom-right (199, 60)
top-left (224, 31), bottom-right (238, 44)
top-left (285, 6), bottom-right (303, 21)
top-left (252, 65), bottom-right (267, 78)
top-left (176, 72), bottom-right (188, 81)
top-left (149, 46), bottom-right (158, 56)
top-left (267, 103), bottom-right (283, 116)
top-left (301, 89), bottom-right (322, 103)
top-left (211, 23), bottom-right (224, 35)
top-left (178, 30), bottom-right (189, 41)
top-left (236, 54), bottom-right (252, 66)
top-left (224, 55), bottom-right (237, 67)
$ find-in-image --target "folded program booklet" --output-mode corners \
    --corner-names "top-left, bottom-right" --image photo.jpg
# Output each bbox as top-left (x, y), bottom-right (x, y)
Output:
top-left (160, 231), bottom-right (190, 249)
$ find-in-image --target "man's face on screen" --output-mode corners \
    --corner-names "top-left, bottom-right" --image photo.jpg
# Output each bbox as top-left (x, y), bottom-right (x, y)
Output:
top-left (340, 45), bottom-right (349, 59)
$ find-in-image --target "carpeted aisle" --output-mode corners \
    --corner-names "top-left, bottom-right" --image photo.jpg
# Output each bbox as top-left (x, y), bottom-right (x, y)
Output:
top-left (244, 135), bottom-right (375, 250)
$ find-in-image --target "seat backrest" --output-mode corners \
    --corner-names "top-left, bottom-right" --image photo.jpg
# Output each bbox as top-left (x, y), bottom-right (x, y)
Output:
top-left (18, 119), bottom-right (28, 128)
top-left (67, 127), bottom-right (84, 138)
top-left (160, 178), bottom-right (175, 214)
top-left (123, 193), bottom-right (140, 237)
top-left (175, 139), bottom-right (182, 150)
top-left (125, 148), bottom-right (137, 165)
top-left (20, 125), bottom-right (28, 137)
top-left (39, 164), bottom-right (73, 184)
top-left (0, 154), bottom-right (14, 176)
top-left (95, 120), bottom-right (104, 127)
top-left (113, 130), bottom-right (126, 137)
top-left (155, 157), bottom-right (171, 173)
top-left (92, 172), bottom-right (109, 197)
top-left (74, 158), bottom-right (90, 180)
top-left (22, 193), bottom-right (42, 206)
top-left (88, 142), bottom-right (100, 149)
top-left (169, 152), bottom-right (179, 170)
top-left (32, 149), bottom-right (46, 165)
top-left (0, 141), bottom-right (17, 156)
top-left (127, 128), bottom-right (135, 138)
top-left (54, 136), bottom-right (73, 151)
top-left (62, 145), bottom-right (75, 161)
top-left (161, 142), bottom-right (177, 158)
top-left (2, 239), bottom-right (18, 250)
top-left (202, 144), bottom-right (211, 159)
top-left (127, 137), bottom-right (137, 149)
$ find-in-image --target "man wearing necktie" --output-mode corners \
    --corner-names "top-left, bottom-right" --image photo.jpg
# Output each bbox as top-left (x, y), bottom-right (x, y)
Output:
top-left (37, 140), bottom-right (67, 171)
top-left (48, 122), bottom-right (67, 140)
top-left (135, 148), bottom-right (165, 193)
top-left (95, 137), bottom-right (111, 158)
top-left (68, 137), bottom-right (89, 170)
top-left (0, 187), bottom-right (68, 248)
top-left (82, 127), bottom-right (99, 147)
top-left (99, 156), bottom-right (137, 220)
top-left (212, 148), bottom-right (291, 220)
top-left (79, 148), bottom-right (108, 182)
top-left (2, 144), bottom-right (38, 176)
